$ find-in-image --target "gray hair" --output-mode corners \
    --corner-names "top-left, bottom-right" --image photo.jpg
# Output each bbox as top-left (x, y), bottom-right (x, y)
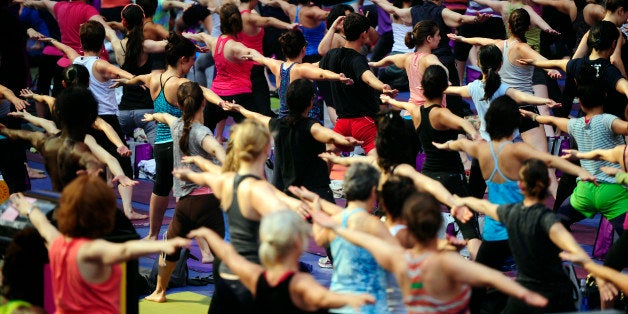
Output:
top-left (258, 210), bottom-right (311, 267)
top-left (343, 162), bottom-right (381, 201)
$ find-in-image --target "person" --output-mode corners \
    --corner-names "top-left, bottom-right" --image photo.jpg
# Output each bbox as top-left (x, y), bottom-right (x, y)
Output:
top-left (113, 32), bottom-right (227, 240)
top-left (172, 119), bottom-right (310, 313)
top-left (242, 29), bottom-right (353, 122)
top-left (433, 95), bottom-right (596, 312)
top-left (260, 0), bottom-right (328, 62)
top-left (188, 210), bottom-right (376, 313)
top-left (224, 79), bottom-right (361, 200)
top-left (0, 84), bottom-right (30, 194)
top-left (369, 20), bottom-right (447, 110)
top-left (182, 4), bottom-right (263, 139)
top-left (142, 81), bottom-right (226, 303)
top-left (108, 3), bottom-right (165, 145)
top-left (380, 175), bottom-right (416, 249)
top-left (319, 12), bottom-right (398, 157)
top-left (302, 190), bottom-right (548, 314)
top-left (9, 175), bottom-right (189, 313)
top-left (561, 251), bottom-right (628, 295)
top-left (381, 65), bottom-right (482, 258)
top-left (454, 159), bottom-right (590, 313)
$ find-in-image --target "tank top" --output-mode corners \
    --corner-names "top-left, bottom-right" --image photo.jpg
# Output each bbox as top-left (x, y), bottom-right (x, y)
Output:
top-left (153, 74), bottom-right (182, 144)
top-left (408, 52), bottom-right (428, 106)
top-left (295, 6), bottom-right (326, 56)
top-left (278, 62), bottom-right (297, 118)
top-left (404, 252), bottom-right (471, 314)
top-left (387, 224), bottom-right (409, 314)
top-left (329, 208), bottom-right (388, 314)
top-left (220, 174), bottom-right (262, 275)
top-left (255, 271), bottom-right (329, 314)
top-left (418, 104), bottom-right (464, 174)
top-left (484, 141), bottom-right (524, 241)
top-left (573, 2), bottom-right (589, 53)
top-left (211, 35), bottom-right (253, 96)
top-left (499, 40), bottom-right (534, 94)
top-left (506, 3), bottom-right (541, 52)
top-left (72, 56), bottom-right (119, 115)
top-left (239, 10), bottom-right (265, 54)
top-left (49, 237), bottom-right (121, 313)
top-left (119, 46), bottom-right (153, 111)
top-left (391, 23), bottom-right (413, 54)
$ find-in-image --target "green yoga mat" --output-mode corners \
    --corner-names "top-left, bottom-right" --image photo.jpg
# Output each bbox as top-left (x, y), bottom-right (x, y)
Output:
top-left (139, 292), bottom-right (210, 314)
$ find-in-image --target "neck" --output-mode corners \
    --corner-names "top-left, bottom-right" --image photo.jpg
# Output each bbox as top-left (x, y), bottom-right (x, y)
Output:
top-left (416, 44), bottom-right (431, 54)
top-left (193, 109), bottom-right (204, 124)
top-left (84, 50), bottom-right (99, 57)
top-left (604, 12), bottom-right (623, 26)
top-left (166, 67), bottom-right (184, 78)
top-left (583, 107), bottom-right (603, 118)
top-left (590, 49), bottom-right (612, 60)
top-left (413, 238), bottom-right (438, 253)
top-left (507, 36), bottom-right (520, 43)
top-left (347, 198), bottom-right (374, 212)
top-left (344, 40), bottom-right (363, 52)
top-left (286, 57), bottom-right (303, 63)
top-left (426, 97), bottom-right (443, 106)
top-left (237, 158), bottom-right (266, 177)
top-left (523, 195), bottom-right (543, 207)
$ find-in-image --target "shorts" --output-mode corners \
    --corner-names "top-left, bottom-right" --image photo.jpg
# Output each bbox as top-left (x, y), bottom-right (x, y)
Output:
top-left (165, 193), bottom-right (225, 261)
top-left (518, 105), bottom-right (540, 133)
top-left (454, 17), bottom-right (507, 62)
top-left (570, 181), bottom-right (628, 220)
top-left (532, 67), bottom-right (547, 85)
top-left (203, 93), bottom-right (252, 132)
top-left (333, 116), bottom-right (377, 154)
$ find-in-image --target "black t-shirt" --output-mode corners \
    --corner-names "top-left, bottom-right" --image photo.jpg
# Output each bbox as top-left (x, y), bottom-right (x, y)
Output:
top-left (319, 48), bottom-right (380, 118)
top-left (269, 117), bottom-right (330, 192)
top-left (410, 2), bottom-right (453, 64)
top-left (497, 203), bottom-right (572, 289)
top-left (566, 57), bottom-right (627, 119)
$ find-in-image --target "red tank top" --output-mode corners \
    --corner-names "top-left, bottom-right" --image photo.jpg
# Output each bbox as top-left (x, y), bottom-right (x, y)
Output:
top-left (211, 35), bottom-right (253, 96)
top-left (49, 237), bottom-right (121, 314)
top-left (238, 10), bottom-right (265, 54)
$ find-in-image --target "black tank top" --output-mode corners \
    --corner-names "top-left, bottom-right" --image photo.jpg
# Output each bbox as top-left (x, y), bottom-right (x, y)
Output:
top-left (220, 174), bottom-right (262, 274)
top-left (119, 51), bottom-right (154, 111)
top-left (255, 272), bottom-right (329, 314)
top-left (418, 104), bottom-right (464, 173)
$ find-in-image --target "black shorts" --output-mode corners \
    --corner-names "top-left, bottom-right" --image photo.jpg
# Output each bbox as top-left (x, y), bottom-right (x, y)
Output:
top-left (454, 17), bottom-right (507, 62)
top-left (532, 67), bottom-right (547, 85)
top-left (153, 142), bottom-right (173, 196)
top-left (519, 105), bottom-right (541, 133)
top-left (203, 93), bottom-right (253, 132)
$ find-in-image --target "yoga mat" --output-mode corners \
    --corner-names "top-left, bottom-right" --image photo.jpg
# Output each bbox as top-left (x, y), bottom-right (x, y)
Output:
top-left (139, 292), bottom-right (210, 313)
top-left (306, 236), bottom-right (327, 257)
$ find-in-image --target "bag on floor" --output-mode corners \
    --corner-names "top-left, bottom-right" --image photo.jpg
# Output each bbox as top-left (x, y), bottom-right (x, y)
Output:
top-left (148, 248), bottom-right (190, 289)
top-left (593, 217), bottom-right (615, 259)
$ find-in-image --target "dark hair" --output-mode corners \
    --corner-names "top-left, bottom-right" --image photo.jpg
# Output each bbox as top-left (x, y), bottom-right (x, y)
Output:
top-left (279, 29), bottom-right (307, 59)
top-left (508, 8), bottom-right (529, 43)
top-left (375, 109), bottom-right (414, 172)
top-left (2, 228), bottom-right (47, 305)
top-left (343, 13), bottom-right (370, 41)
top-left (519, 159), bottom-right (549, 200)
top-left (343, 162), bottom-right (380, 201)
top-left (326, 4), bottom-right (354, 30)
top-left (136, 0), bottom-right (157, 17)
top-left (79, 20), bottom-right (105, 53)
top-left (485, 95), bottom-right (520, 140)
top-left (587, 20), bottom-right (619, 51)
top-left (286, 79), bottom-right (315, 125)
top-left (381, 175), bottom-right (415, 220)
top-left (220, 3), bottom-right (243, 36)
top-left (122, 4), bottom-right (145, 71)
top-left (404, 20), bottom-right (438, 49)
top-left (478, 44), bottom-right (503, 100)
top-left (422, 65), bottom-right (449, 99)
top-left (177, 81), bottom-right (204, 155)
top-left (605, 0), bottom-right (628, 12)
top-left (57, 175), bottom-right (117, 238)
top-left (575, 63), bottom-right (605, 109)
top-left (54, 86), bottom-right (99, 141)
top-left (61, 64), bottom-right (90, 88)
top-left (403, 192), bottom-right (442, 244)
top-left (165, 32), bottom-right (196, 67)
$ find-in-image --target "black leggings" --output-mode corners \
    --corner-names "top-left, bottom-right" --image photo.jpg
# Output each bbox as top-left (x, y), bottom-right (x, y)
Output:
top-left (89, 114), bottom-right (133, 177)
top-left (471, 240), bottom-right (512, 314)
top-left (153, 142), bottom-right (174, 196)
top-left (603, 230), bottom-right (628, 271)
top-left (209, 266), bottom-right (255, 314)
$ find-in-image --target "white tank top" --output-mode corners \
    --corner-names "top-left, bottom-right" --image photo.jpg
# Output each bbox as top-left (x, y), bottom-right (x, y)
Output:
top-left (73, 56), bottom-right (119, 115)
top-left (391, 22), bottom-right (413, 54)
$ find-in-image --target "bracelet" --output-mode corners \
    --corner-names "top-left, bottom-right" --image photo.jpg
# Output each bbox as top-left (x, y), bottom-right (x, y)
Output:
top-left (532, 114), bottom-right (538, 122)
top-left (25, 206), bottom-right (35, 218)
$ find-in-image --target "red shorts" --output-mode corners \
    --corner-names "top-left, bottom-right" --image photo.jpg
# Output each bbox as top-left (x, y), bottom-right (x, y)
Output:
top-left (333, 116), bottom-right (377, 154)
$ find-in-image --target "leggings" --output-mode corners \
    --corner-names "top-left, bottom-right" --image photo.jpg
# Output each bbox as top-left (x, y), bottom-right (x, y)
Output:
top-left (603, 231), bottom-right (628, 271)
top-left (153, 142), bottom-right (174, 196)
top-left (471, 240), bottom-right (512, 313)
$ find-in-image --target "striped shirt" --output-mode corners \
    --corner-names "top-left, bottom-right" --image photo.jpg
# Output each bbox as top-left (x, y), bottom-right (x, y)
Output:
top-left (568, 114), bottom-right (625, 184)
top-left (404, 252), bottom-right (471, 314)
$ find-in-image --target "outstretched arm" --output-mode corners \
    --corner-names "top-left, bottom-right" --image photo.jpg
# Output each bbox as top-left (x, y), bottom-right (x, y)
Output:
top-left (514, 142), bottom-right (597, 184)
top-left (447, 34), bottom-right (499, 47)
top-left (444, 86), bottom-right (471, 98)
top-left (0, 126), bottom-right (46, 149)
top-left (201, 135), bottom-right (226, 164)
top-left (442, 9), bottom-right (487, 28)
top-left (432, 108), bottom-right (480, 139)
top-left (10, 193), bottom-right (61, 248)
top-left (20, 88), bottom-right (55, 112)
top-left (188, 227), bottom-right (263, 294)
top-left (519, 109), bottom-right (569, 133)
top-left (83, 135), bottom-right (137, 187)
top-left (310, 123), bottom-right (363, 148)
top-left (8, 111), bottom-right (59, 134)
top-left (507, 88), bottom-right (561, 108)
top-left (517, 58), bottom-right (569, 72)
top-left (371, 0), bottom-right (411, 23)
top-left (201, 86), bottom-right (226, 107)
top-left (92, 118), bottom-right (131, 157)
top-left (80, 237), bottom-right (190, 265)
top-left (142, 112), bottom-right (179, 128)
top-left (43, 37), bottom-right (81, 62)
top-left (368, 53), bottom-right (408, 69)
top-left (561, 146), bottom-right (624, 164)
top-left (225, 103), bottom-right (271, 126)
top-left (318, 152), bottom-right (374, 167)
top-left (0, 85), bottom-right (29, 111)
top-left (247, 13), bottom-right (297, 30)
top-left (432, 138), bottom-right (481, 159)
top-left (296, 64), bottom-right (354, 85)
top-left (454, 196), bottom-right (499, 221)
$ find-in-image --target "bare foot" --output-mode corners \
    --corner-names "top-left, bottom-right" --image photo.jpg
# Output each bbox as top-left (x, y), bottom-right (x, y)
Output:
top-left (144, 290), bottom-right (167, 303)
top-left (125, 211), bottom-right (149, 220)
top-left (26, 166), bottom-right (47, 179)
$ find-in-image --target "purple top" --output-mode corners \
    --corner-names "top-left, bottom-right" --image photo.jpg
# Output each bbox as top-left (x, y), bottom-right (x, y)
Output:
top-left (377, 4), bottom-right (392, 35)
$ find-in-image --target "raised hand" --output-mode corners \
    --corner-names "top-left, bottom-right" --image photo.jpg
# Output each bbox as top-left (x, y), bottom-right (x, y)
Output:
top-left (547, 69), bottom-right (562, 79)
top-left (521, 290), bottom-right (548, 308)
top-left (19, 88), bottom-right (35, 99)
top-left (339, 73), bottom-right (354, 85)
top-left (117, 145), bottom-right (132, 157)
top-left (545, 99), bottom-right (561, 108)
top-left (382, 84), bottom-right (398, 98)
top-left (109, 78), bottom-right (128, 89)
top-left (447, 33), bottom-right (464, 41)
top-left (344, 136), bottom-right (364, 146)
top-left (519, 109), bottom-right (536, 119)
top-left (516, 59), bottom-right (535, 66)
top-left (162, 237), bottom-right (192, 255)
top-left (112, 174), bottom-right (139, 187)
top-left (600, 166), bottom-right (621, 177)
top-left (142, 113), bottom-right (155, 122)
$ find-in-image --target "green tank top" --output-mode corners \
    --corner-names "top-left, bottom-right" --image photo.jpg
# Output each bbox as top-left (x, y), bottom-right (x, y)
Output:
top-left (506, 3), bottom-right (541, 53)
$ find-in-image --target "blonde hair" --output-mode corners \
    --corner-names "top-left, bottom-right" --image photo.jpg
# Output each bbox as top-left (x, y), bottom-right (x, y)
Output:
top-left (222, 119), bottom-right (271, 172)
top-left (259, 210), bottom-right (311, 267)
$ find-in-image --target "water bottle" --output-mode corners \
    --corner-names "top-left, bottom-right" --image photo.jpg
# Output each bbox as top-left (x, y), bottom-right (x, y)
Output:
top-left (580, 278), bottom-right (589, 311)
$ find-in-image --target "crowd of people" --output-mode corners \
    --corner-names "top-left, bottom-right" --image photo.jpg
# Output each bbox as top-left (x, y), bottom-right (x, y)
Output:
top-left (0, 0), bottom-right (628, 312)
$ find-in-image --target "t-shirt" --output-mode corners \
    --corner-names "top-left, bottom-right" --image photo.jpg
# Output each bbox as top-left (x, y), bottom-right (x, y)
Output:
top-left (319, 48), bottom-right (380, 118)
top-left (53, 2), bottom-right (109, 61)
top-left (467, 80), bottom-right (514, 141)
top-left (171, 120), bottom-right (218, 197)
top-left (269, 117), bottom-right (330, 191)
top-left (497, 203), bottom-right (572, 290)
top-left (566, 58), bottom-right (627, 119)
top-left (567, 114), bottom-right (625, 183)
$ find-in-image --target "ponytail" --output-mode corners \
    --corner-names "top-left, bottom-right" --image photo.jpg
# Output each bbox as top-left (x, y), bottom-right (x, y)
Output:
top-left (519, 159), bottom-right (549, 200)
top-left (176, 82), bottom-right (204, 156)
top-left (477, 44), bottom-right (503, 100)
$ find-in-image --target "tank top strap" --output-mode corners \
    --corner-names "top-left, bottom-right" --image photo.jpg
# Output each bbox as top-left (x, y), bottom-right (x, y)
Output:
top-left (240, 9), bottom-right (251, 14)
top-left (119, 41), bottom-right (126, 53)
top-left (295, 5), bottom-right (300, 23)
top-left (341, 208), bottom-right (366, 228)
top-left (160, 73), bottom-right (176, 90)
top-left (413, 51), bottom-right (426, 64)
top-left (487, 141), bottom-right (511, 182)
top-left (216, 35), bottom-right (230, 55)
